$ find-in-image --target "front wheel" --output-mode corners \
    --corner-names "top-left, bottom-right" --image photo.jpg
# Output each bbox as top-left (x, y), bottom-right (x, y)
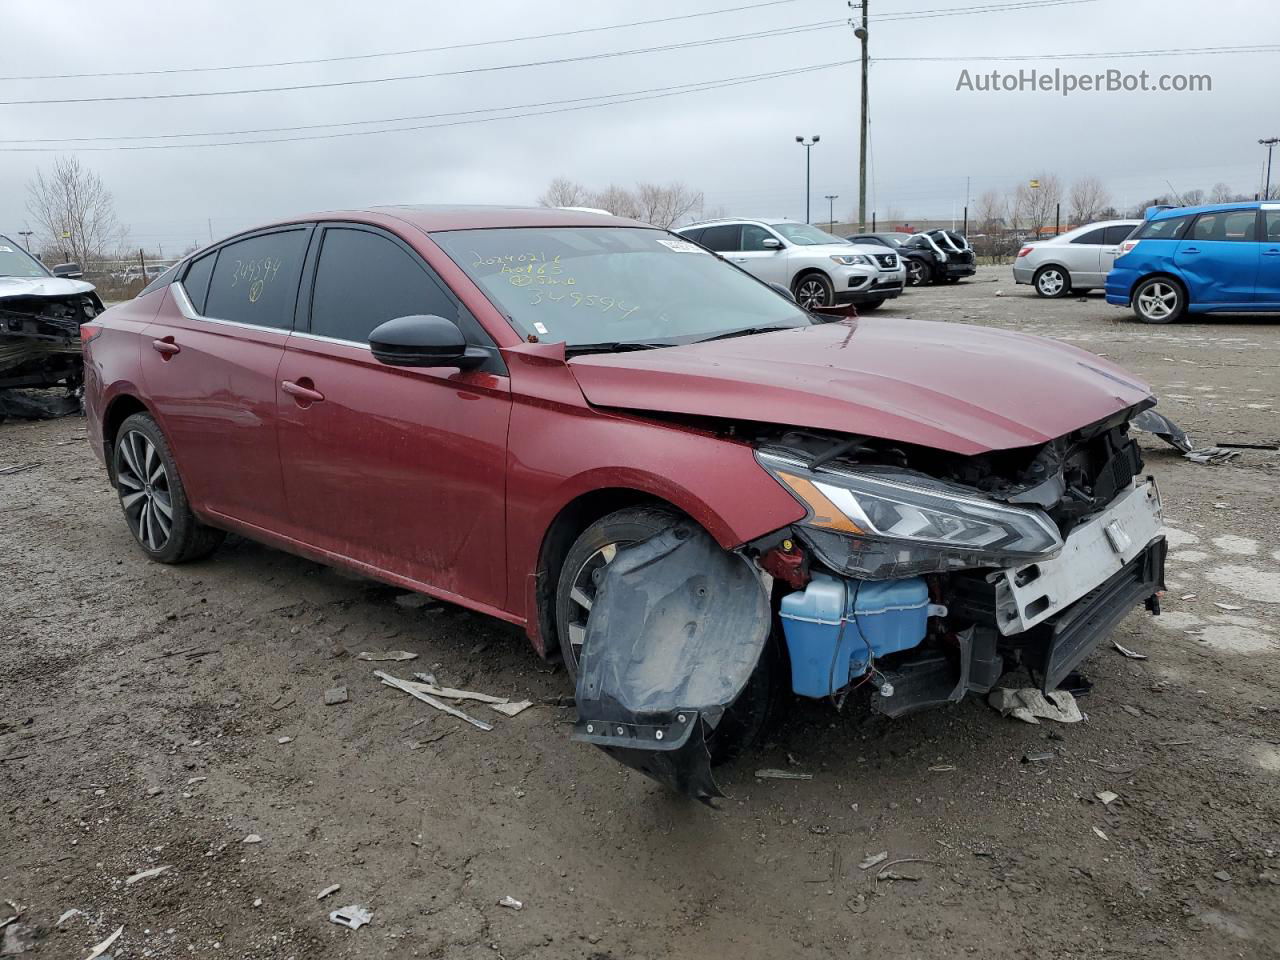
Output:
top-left (1132, 277), bottom-right (1185, 324)
top-left (905, 259), bottom-right (930, 286)
top-left (792, 273), bottom-right (834, 310)
top-left (113, 413), bottom-right (225, 563)
top-left (555, 505), bottom-right (777, 764)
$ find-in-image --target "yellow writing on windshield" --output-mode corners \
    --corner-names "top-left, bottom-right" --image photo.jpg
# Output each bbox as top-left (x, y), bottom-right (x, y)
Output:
top-left (529, 289), bottom-right (640, 319)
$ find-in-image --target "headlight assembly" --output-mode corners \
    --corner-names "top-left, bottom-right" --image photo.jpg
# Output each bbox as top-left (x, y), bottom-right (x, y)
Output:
top-left (830, 254), bottom-right (871, 266)
top-left (757, 451), bottom-right (1063, 579)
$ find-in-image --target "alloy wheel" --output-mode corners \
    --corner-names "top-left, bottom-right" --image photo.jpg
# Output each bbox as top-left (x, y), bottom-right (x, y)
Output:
top-left (906, 260), bottom-right (928, 286)
top-left (795, 279), bottom-right (828, 309)
top-left (115, 429), bottom-right (173, 552)
top-left (1037, 269), bottom-right (1065, 297)
top-left (564, 540), bottom-right (631, 674)
top-left (1137, 282), bottom-right (1178, 321)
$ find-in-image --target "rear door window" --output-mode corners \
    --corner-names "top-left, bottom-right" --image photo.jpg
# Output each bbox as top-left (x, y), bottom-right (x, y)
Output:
top-left (204, 228), bottom-right (310, 329)
top-left (308, 227), bottom-right (458, 343)
top-left (1190, 210), bottom-right (1257, 242)
top-left (1136, 215), bottom-right (1193, 241)
top-left (1103, 224), bottom-right (1136, 245)
top-left (1265, 210), bottom-right (1280, 242)
top-left (699, 224), bottom-right (742, 252)
top-left (181, 251), bottom-right (216, 314)
top-left (1071, 227), bottom-right (1109, 245)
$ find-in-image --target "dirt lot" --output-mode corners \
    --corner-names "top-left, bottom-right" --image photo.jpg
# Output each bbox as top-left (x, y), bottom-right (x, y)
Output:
top-left (2, 265), bottom-right (1279, 959)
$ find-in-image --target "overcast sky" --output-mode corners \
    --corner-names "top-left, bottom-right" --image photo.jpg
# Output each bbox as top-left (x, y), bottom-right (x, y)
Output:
top-left (2, 0), bottom-right (1276, 253)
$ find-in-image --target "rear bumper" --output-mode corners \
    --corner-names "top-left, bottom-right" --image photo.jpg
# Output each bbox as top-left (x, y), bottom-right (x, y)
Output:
top-left (1105, 267), bottom-right (1137, 305)
top-left (945, 261), bottom-right (976, 278)
top-left (1012, 264), bottom-right (1034, 284)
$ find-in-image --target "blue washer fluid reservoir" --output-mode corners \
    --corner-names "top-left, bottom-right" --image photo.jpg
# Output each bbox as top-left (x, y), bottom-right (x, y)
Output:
top-left (779, 574), bottom-right (931, 698)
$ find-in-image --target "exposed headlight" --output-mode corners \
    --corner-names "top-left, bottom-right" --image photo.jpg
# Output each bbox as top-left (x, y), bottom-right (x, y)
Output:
top-left (757, 451), bottom-right (1063, 579)
top-left (830, 254), bottom-right (871, 266)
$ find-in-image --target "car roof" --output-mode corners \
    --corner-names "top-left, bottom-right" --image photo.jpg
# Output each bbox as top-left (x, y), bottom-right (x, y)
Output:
top-left (241, 204), bottom-right (649, 236)
top-left (681, 217), bottom-right (797, 229)
top-left (1150, 200), bottom-right (1259, 220)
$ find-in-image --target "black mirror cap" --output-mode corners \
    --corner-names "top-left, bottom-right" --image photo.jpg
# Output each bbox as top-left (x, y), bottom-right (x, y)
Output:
top-left (369, 314), bottom-right (487, 368)
top-left (52, 263), bottom-right (84, 279)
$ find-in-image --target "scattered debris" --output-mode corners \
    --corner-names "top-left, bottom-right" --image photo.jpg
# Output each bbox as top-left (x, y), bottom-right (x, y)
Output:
top-left (277, 736), bottom-right (292, 745)
top-left (242, 834), bottom-right (262, 844)
top-left (186, 776), bottom-right (207, 785)
top-left (328, 905), bottom-right (372, 930)
top-left (55, 909), bottom-right (82, 927)
top-left (1093, 827), bottom-right (1109, 841)
top-left (1185, 447), bottom-right (1240, 464)
top-left (0, 921), bottom-right (35, 955)
top-left (374, 671), bottom-right (493, 731)
top-left (874, 858), bottom-right (939, 887)
top-left (1022, 751), bottom-right (1055, 763)
top-left (0, 463), bottom-right (40, 477)
top-left (253, 898), bottom-right (262, 908)
top-left (405, 682), bottom-right (507, 704)
top-left (1111, 640), bottom-right (1148, 660)
top-left (988, 687), bottom-right (1083, 724)
top-left (1180, 593), bottom-right (1197, 601)
top-left (755, 768), bottom-right (813, 781)
top-left (84, 925), bottom-right (123, 959)
top-left (316, 884), bottom-right (341, 901)
top-left (489, 700), bottom-right (534, 717)
top-left (323, 685), bottom-right (349, 706)
top-left (146, 786), bottom-right (162, 797)
top-left (412, 671), bottom-right (438, 686)
top-left (927, 764), bottom-right (956, 772)
top-left (1213, 870), bottom-right (1232, 882)
top-left (1213, 602), bottom-right (1243, 611)
top-left (498, 895), bottom-right (523, 910)
top-left (268, 694), bottom-right (296, 712)
top-left (356, 650), bottom-right (417, 662)
top-left (1095, 791), bottom-right (1119, 805)
top-left (1122, 705), bottom-right (1143, 718)
top-left (859, 851), bottom-right (889, 870)
top-left (124, 864), bottom-right (172, 886)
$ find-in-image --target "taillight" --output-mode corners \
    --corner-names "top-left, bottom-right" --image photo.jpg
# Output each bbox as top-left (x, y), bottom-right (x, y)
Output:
top-left (1016, 246), bottom-right (1032, 257)
top-left (80, 323), bottom-right (103, 344)
top-left (1119, 239), bottom-right (1139, 256)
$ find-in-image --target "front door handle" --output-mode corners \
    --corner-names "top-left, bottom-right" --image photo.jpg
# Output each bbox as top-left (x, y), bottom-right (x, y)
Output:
top-left (730, 257), bottom-right (748, 262)
top-left (1264, 248), bottom-right (1280, 256)
top-left (281, 379), bottom-right (325, 404)
top-left (151, 337), bottom-right (180, 358)
top-left (1182, 246), bottom-right (1200, 254)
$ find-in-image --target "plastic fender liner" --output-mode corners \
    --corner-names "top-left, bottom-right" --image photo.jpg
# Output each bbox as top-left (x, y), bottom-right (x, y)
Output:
top-left (1130, 408), bottom-right (1193, 454)
top-left (571, 521), bottom-right (771, 804)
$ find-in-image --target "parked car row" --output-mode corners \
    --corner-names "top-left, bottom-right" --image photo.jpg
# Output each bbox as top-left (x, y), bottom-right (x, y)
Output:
top-left (846, 230), bottom-right (978, 287)
top-left (1014, 200), bottom-right (1280, 323)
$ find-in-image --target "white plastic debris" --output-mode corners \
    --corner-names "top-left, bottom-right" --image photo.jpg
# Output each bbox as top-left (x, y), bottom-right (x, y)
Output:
top-left (1112, 640), bottom-right (1149, 660)
top-left (329, 905), bottom-right (372, 930)
top-left (277, 736), bottom-right (293, 745)
top-left (1093, 826), bottom-right (1109, 841)
top-left (988, 687), bottom-right (1083, 725)
top-left (489, 700), bottom-right (534, 717)
top-left (124, 864), bottom-right (172, 886)
top-left (1213, 602), bottom-right (1243, 611)
top-left (56, 909), bottom-right (82, 927)
top-left (754, 768), bottom-right (813, 780)
top-left (374, 671), bottom-right (493, 731)
top-left (242, 834), bottom-right (262, 844)
top-left (317, 884), bottom-right (341, 901)
top-left (85, 925), bottom-right (124, 959)
top-left (859, 851), bottom-right (889, 870)
top-left (357, 650), bottom-right (418, 662)
top-left (498, 896), bottom-right (523, 910)
top-left (1095, 791), bottom-right (1119, 805)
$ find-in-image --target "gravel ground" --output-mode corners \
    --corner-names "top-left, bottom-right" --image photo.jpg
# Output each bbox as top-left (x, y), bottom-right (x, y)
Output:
top-left (2, 265), bottom-right (1279, 959)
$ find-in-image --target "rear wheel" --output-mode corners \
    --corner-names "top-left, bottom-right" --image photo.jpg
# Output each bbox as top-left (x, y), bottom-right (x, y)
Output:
top-left (555, 505), bottom-right (777, 763)
top-left (1132, 277), bottom-right (1185, 324)
top-left (1033, 266), bottom-right (1070, 297)
top-left (113, 413), bottom-right (225, 563)
top-left (792, 273), bottom-right (834, 310)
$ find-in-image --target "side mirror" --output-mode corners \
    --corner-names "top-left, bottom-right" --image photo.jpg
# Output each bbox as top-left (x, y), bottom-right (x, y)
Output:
top-left (761, 237), bottom-right (782, 250)
top-left (52, 263), bottom-right (83, 279)
top-left (769, 282), bottom-right (797, 302)
top-left (368, 314), bottom-right (488, 369)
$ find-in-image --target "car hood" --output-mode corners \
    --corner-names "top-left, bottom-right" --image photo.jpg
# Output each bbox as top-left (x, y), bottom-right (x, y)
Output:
top-left (567, 318), bottom-right (1152, 455)
top-left (0, 276), bottom-right (96, 300)
top-left (795, 242), bottom-right (885, 258)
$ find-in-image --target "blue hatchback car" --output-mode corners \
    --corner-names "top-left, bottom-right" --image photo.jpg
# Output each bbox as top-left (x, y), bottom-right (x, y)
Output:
top-left (1106, 201), bottom-right (1280, 323)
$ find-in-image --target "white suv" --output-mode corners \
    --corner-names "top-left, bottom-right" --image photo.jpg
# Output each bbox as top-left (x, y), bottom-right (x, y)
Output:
top-left (676, 218), bottom-right (906, 310)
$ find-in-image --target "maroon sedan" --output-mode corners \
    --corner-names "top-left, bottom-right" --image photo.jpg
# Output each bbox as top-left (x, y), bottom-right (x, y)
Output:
top-left (83, 205), bottom-right (1166, 799)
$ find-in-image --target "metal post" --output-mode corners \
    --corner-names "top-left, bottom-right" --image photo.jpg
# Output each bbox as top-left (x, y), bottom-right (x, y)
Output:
top-left (1054, 202), bottom-right (1060, 237)
top-left (963, 206), bottom-right (968, 237)
top-left (825, 194), bottom-right (839, 231)
top-left (856, 3), bottom-right (869, 231)
top-left (796, 136), bottom-right (820, 223)
top-left (1261, 137), bottom-right (1279, 200)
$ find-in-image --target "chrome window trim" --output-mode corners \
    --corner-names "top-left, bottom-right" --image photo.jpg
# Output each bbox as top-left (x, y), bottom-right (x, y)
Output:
top-left (290, 329), bottom-right (372, 352)
top-left (171, 280), bottom-right (291, 334)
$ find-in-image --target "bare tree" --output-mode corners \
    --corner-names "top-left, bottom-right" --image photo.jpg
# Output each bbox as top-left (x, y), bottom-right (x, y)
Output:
top-left (1178, 188), bottom-right (1205, 206)
top-left (1209, 182), bottom-right (1235, 204)
top-left (1068, 176), bottom-right (1110, 225)
top-left (26, 156), bottom-right (124, 266)
top-left (537, 177), bottom-right (590, 208)
top-left (974, 189), bottom-right (1004, 233)
top-left (633, 181), bottom-right (703, 228)
top-left (1014, 174), bottom-right (1062, 236)
top-left (585, 184), bottom-right (642, 220)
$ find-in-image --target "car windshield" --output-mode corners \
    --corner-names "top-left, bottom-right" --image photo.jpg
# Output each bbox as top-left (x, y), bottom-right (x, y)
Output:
top-left (434, 226), bottom-right (813, 348)
top-left (0, 237), bottom-right (50, 278)
top-left (768, 223), bottom-right (847, 246)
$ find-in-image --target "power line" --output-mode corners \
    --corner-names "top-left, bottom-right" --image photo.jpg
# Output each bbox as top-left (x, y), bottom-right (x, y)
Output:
top-left (872, 0), bottom-right (1099, 21)
top-left (0, 60), bottom-right (856, 153)
top-left (0, 0), bottom-right (806, 82)
top-left (0, 63), bottom-right (855, 146)
top-left (0, 21), bottom-right (844, 107)
top-left (877, 42), bottom-right (1280, 61)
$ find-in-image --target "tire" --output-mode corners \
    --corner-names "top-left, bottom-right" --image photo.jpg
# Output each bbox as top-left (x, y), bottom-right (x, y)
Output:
top-left (1033, 265), bottom-right (1070, 298)
top-left (1131, 277), bottom-right (1185, 324)
top-left (857, 298), bottom-right (885, 312)
top-left (1073, 288), bottom-right (1094, 295)
top-left (113, 412), bottom-right (225, 563)
top-left (555, 505), bottom-right (778, 764)
top-left (905, 259), bottom-right (930, 286)
top-left (792, 272), bottom-right (835, 310)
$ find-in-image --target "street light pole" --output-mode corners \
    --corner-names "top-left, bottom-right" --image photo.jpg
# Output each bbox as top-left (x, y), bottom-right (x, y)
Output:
top-left (825, 194), bottom-right (839, 230)
top-left (855, 4), bottom-right (869, 231)
top-left (795, 135), bottom-right (820, 223)
top-left (1261, 137), bottom-right (1279, 200)
top-left (17, 230), bottom-right (33, 251)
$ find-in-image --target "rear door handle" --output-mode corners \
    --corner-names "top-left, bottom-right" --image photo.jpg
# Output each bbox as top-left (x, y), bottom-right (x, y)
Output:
top-left (1264, 248), bottom-right (1280, 256)
top-left (151, 337), bottom-right (180, 357)
top-left (281, 379), bottom-right (325, 403)
top-left (730, 257), bottom-right (748, 262)
top-left (1182, 246), bottom-right (1200, 254)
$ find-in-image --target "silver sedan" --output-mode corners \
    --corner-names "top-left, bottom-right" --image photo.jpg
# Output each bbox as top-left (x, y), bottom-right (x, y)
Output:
top-left (1013, 220), bottom-right (1140, 297)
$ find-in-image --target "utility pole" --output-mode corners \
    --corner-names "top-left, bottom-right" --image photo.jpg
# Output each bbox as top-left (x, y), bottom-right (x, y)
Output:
top-left (207, 218), bottom-right (214, 244)
top-left (796, 135), bottom-right (820, 223)
top-left (825, 194), bottom-right (839, 230)
top-left (1261, 137), bottom-right (1279, 200)
top-left (17, 230), bottom-right (33, 250)
top-left (854, 2), bottom-right (869, 231)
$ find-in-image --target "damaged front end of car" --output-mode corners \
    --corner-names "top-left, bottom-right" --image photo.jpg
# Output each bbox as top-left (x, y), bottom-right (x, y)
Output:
top-left (0, 279), bottom-right (103, 415)
top-left (573, 402), bottom-right (1167, 801)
